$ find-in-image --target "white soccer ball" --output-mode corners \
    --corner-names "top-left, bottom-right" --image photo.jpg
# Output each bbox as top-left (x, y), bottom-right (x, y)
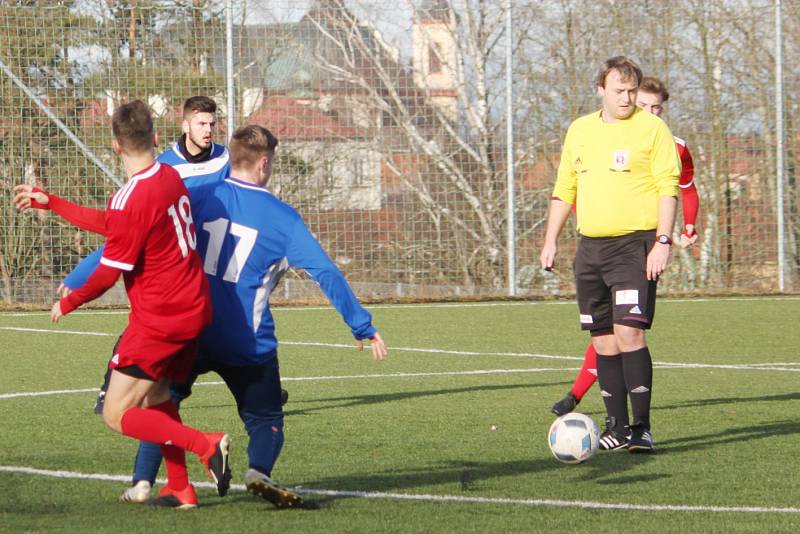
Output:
top-left (547, 412), bottom-right (600, 464)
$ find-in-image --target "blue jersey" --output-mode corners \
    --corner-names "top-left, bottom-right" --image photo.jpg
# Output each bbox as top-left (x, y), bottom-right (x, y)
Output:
top-left (63, 142), bottom-right (230, 288)
top-left (157, 142), bottom-right (230, 187)
top-left (189, 177), bottom-right (375, 365)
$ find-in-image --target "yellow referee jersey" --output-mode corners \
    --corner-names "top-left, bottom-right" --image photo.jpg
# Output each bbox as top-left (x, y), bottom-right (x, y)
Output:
top-left (553, 107), bottom-right (680, 237)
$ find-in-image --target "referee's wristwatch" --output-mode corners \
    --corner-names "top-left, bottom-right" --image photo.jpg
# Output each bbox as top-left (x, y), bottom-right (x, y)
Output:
top-left (656, 234), bottom-right (673, 246)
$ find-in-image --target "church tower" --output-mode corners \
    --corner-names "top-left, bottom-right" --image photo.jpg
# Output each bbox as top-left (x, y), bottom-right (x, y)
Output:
top-left (412, 0), bottom-right (457, 122)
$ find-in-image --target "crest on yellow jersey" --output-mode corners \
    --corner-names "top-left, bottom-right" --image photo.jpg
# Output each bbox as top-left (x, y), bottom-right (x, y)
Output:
top-left (612, 150), bottom-right (629, 170)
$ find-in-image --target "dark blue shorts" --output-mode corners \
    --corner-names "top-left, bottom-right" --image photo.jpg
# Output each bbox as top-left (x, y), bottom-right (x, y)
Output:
top-left (173, 355), bottom-right (283, 422)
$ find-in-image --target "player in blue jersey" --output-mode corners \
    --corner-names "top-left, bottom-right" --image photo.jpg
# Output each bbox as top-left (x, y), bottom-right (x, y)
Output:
top-left (150, 124), bottom-right (387, 507)
top-left (78, 125), bottom-right (387, 508)
top-left (62, 96), bottom-right (230, 294)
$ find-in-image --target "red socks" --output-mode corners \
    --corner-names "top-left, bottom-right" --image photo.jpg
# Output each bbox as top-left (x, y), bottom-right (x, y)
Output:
top-left (571, 344), bottom-right (599, 400)
top-left (160, 443), bottom-right (189, 491)
top-left (120, 400), bottom-right (211, 490)
top-left (120, 401), bottom-right (210, 456)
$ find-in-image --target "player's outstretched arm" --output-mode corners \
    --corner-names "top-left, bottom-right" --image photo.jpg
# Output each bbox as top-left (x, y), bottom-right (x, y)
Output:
top-left (356, 331), bottom-right (388, 361)
top-left (53, 263), bottom-right (121, 322)
top-left (286, 215), bottom-right (381, 349)
top-left (14, 184), bottom-right (106, 234)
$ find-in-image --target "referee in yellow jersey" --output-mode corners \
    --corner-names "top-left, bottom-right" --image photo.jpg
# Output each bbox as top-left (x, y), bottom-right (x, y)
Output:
top-left (540, 56), bottom-right (680, 453)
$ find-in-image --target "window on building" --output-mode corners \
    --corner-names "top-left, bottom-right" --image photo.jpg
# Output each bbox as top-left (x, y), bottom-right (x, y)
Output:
top-left (429, 42), bottom-right (442, 74)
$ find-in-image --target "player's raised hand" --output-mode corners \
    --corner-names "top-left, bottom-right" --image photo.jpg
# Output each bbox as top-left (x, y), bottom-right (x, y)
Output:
top-left (356, 332), bottom-right (387, 361)
top-left (13, 184), bottom-right (49, 211)
top-left (50, 301), bottom-right (64, 323)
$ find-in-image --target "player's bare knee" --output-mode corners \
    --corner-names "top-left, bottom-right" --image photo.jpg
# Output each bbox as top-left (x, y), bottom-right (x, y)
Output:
top-left (101, 406), bottom-right (123, 433)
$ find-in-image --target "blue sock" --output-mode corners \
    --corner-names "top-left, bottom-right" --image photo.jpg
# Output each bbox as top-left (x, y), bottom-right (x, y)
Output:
top-left (245, 418), bottom-right (284, 475)
top-left (132, 441), bottom-right (163, 485)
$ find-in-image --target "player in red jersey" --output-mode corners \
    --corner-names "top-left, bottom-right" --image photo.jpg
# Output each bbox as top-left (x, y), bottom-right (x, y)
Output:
top-left (550, 77), bottom-right (701, 446)
top-left (14, 100), bottom-right (231, 508)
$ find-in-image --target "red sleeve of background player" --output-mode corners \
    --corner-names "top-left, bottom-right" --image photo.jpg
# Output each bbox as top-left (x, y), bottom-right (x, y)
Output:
top-left (677, 141), bottom-right (699, 232)
top-left (33, 189), bottom-right (107, 235)
top-left (60, 262), bottom-right (120, 314)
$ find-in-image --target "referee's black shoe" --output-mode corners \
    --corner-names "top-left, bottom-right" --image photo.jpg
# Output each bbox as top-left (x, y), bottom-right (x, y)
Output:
top-left (550, 391), bottom-right (579, 416)
top-left (599, 417), bottom-right (631, 451)
top-left (628, 424), bottom-right (654, 453)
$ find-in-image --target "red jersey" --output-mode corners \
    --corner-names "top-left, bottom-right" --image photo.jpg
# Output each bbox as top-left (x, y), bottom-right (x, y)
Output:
top-left (60, 162), bottom-right (211, 340)
top-left (102, 162), bottom-right (211, 339)
top-left (675, 136), bottom-right (699, 230)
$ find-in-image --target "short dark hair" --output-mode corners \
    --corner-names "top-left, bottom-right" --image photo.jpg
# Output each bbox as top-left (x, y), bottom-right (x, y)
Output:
top-left (638, 76), bottom-right (670, 102)
top-left (183, 96), bottom-right (217, 118)
top-left (230, 125), bottom-right (279, 168)
top-left (111, 100), bottom-right (154, 154)
top-left (595, 56), bottom-right (643, 88)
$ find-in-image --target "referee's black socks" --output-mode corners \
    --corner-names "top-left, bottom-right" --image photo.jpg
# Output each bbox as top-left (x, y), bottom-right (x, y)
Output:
top-left (596, 353), bottom-right (629, 434)
top-left (622, 347), bottom-right (653, 429)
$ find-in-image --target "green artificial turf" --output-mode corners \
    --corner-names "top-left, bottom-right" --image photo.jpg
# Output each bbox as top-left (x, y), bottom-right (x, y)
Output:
top-left (1, 297), bottom-right (799, 532)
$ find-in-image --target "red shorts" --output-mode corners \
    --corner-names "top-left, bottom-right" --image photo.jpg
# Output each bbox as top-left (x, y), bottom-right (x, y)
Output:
top-left (109, 328), bottom-right (198, 383)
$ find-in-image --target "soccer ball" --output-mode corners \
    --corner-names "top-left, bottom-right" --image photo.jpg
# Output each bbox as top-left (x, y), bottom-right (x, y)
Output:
top-left (547, 413), bottom-right (600, 464)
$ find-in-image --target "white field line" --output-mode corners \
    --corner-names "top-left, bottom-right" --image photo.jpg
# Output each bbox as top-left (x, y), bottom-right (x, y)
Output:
top-left (740, 362), bottom-right (800, 367)
top-left (0, 465), bottom-right (798, 515)
top-left (0, 388), bottom-right (99, 400)
top-left (0, 368), bottom-right (574, 400)
top-left (280, 341), bottom-right (800, 372)
top-left (2, 294), bottom-right (799, 317)
top-left (0, 326), bottom-right (112, 336)
top-left (1, 326), bottom-right (798, 375)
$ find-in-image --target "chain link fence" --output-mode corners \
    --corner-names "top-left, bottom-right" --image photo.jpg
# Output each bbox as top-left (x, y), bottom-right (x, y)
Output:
top-left (1, 0), bottom-right (798, 305)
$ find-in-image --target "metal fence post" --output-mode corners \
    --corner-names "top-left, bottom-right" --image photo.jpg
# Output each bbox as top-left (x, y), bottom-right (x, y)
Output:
top-left (226, 0), bottom-right (235, 143)
top-left (775, 0), bottom-right (785, 292)
top-left (506, 0), bottom-right (516, 296)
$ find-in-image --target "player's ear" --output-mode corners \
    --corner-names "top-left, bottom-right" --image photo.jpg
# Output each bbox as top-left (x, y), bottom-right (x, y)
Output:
top-left (111, 138), bottom-right (122, 156)
top-left (153, 132), bottom-right (159, 148)
top-left (182, 118), bottom-right (190, 135)
top-left (262, 154), bottom-right (273, 183)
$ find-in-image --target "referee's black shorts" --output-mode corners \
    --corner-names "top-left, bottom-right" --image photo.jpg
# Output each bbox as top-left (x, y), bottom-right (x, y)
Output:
top-left (574, 230), bottom-right (658, 335)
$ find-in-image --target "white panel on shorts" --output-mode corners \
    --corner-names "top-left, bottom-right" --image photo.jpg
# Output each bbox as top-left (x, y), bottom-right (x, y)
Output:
top-left (615, 289), bottom-right (639, 305)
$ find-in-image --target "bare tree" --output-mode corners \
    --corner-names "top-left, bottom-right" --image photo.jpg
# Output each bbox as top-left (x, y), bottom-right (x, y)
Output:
top-left (295, 0), bottom-right (547, 290)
